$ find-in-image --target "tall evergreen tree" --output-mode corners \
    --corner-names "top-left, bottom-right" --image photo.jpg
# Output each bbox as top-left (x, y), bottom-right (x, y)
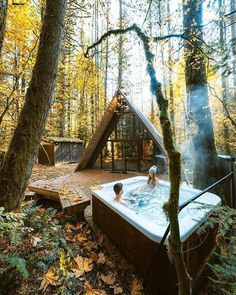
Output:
top-left (218, 0), bottom-right (230, 153)
top-left (183, 0), bottom-right (218, 189)
top-left (230, 0), bottom-right (236, 99)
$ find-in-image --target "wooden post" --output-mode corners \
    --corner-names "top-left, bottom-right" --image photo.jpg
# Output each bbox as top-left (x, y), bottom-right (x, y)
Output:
top-left (111, 141), bottom-right (114, 171)
top-left (124, 142), bottom-right (127, 173)
top-left (137, 140), bottom-right (141, 172)
top-left (100, 151), bottom-right (103, 169)
top-left (218, 155), bottom-right (236, 208)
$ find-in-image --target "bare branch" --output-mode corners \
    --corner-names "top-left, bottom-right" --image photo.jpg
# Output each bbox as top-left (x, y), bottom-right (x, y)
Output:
top-left (85, 23), bottom-right (213, 63)
top-left (208, 84), bottom-right (236, 131)
top-left (0, 38), bottom-right (39, 126)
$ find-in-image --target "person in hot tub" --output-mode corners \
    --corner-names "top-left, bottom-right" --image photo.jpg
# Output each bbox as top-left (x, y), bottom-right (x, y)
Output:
top-left (113, 182), bottom-right (127, 206)
top-left (147, 165), bottom-right (159, 187)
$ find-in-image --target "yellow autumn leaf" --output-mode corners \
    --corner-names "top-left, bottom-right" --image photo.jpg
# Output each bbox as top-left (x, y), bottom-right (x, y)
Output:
top-left (56, 102), bottom-right (64, 110)
top-left (85, 281), bottom-right (107, 295)
top-left (65, 223), bottom-right (77, 232)
top-left (59, 250), bottom-right (71, 276)
top-left (90, 185), bottom-right (103, 190)
top-left (131, 278), bottom-right (144, 295)
top-left (60, 187), bottom-right (71, 195)
top-left (100, 271), bottom-right (116, 285)
top-left (71, 256), bottom-right (93, 277)
top-left (39, 267), bottom-right (60, 293)
top-left (65, 222), bottom-right (83, 232)
top-left (72, 196), bottom-right (83, 202)
top-left (76, 233), bottom-right (88, 243)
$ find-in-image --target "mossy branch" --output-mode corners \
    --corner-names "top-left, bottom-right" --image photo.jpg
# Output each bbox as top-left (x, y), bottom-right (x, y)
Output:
top-left (85, 24), bottom-right (192, 295)
top-left (85, 23), bottom-right (210, 61)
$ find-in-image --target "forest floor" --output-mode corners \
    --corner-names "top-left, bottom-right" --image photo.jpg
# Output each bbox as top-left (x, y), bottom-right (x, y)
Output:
top-left (0, 164), bottom-right (234, 295)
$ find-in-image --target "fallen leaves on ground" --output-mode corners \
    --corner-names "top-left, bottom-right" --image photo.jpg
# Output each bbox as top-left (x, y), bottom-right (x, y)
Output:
top-left (90, 185), bottom-right (103, 190)
top-left (85, 281), bottom-right (107, 295)
top-left (65, 235), bottom-right (76, 243)
top-left (76, 233), bottom-right (88, 243)
top-left (84, 240), bottom-right (99, 251)
top-left (65, 222), bottom-right (83, 232)
top-left (30, 235), bottom-right (42, 247)
top-left (106, 258), bottom-right (115, 268)
top-left (60, 187), bottom-right (71, 195)
top-left (131, 278), bottom-right (144, 295)
top-left (100, 271), bottom-right (116, 285)
top-left (71, 256), bottom-right (93, 277)
top-left (113, 285), bottom-right (123, 294)
top-left (71, 196), bottom-right (83, 202)
top-left (7, 165), bottom-right (148, 294)
top-left (97, 251), bottom-right (106, 264)
top-left (39, 267), bottom-right (61, 293)
top-left (90, 251), bottom-right (106, 265)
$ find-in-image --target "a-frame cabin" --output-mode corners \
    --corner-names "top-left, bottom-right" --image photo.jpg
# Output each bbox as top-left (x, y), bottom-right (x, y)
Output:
top-left (75, 90), bottom-right (166, 173)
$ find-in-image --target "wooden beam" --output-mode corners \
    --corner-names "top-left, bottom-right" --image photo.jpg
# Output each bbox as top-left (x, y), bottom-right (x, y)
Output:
top-left (28, 185), bottom-right (59, 201)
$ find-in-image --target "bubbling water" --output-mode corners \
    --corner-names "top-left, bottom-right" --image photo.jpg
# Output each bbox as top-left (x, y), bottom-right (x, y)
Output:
top-left (123, 181), bottom-right (195, 226)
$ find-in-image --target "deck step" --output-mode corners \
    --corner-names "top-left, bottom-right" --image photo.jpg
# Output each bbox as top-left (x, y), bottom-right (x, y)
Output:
top-left (28, 178), bottom-right (90, 216)
top-left (59, 187), bottom-right (90, 215)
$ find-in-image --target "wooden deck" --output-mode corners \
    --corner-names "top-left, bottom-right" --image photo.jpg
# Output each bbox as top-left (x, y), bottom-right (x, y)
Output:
top-left (28, 169), bottom-right (144, 216)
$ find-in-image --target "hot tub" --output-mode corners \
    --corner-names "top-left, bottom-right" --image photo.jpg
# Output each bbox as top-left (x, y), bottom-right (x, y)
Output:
top-left (92, 176), bottom-right (221, 295)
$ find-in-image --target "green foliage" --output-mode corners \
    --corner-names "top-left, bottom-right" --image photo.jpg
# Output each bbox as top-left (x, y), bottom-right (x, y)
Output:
top-left (0, 255), bottom-right (29, 278)
top-left (0, 209), bottom-right (25, 233)
top-left (0, 204), bottom-right (68, 283)
top-left (198, 205), bottom-right (236, 295)
top-left (57, 275), bottom-right (79, 295)
top-left (208, 250), bottom-right (236, 295)
top-left (59, 250), bottom-right (71, 276)
top-left (197, 205), bottom-right (236, 237)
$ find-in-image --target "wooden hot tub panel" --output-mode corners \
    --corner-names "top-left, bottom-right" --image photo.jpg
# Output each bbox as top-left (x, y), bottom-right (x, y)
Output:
top-left (92, 196), bottom-right (216, 295)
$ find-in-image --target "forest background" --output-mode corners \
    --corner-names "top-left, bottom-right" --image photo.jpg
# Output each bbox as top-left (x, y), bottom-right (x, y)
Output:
top-left (0, 0), bottom-right (235, 161)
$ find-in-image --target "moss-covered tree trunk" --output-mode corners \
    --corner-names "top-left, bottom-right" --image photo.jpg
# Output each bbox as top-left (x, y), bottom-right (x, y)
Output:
top-left (183, 0), bottom-right (218, 189)
top-left (0, 0), bottom-right (8, 55)
top-left (0, 0), bottom-right (67, 211)
top-left (85, 23), bottom-right (192, 295)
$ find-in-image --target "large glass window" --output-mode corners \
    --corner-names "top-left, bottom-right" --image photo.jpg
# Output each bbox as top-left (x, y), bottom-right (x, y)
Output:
top-left (96, 108), bottom-right (161, 172)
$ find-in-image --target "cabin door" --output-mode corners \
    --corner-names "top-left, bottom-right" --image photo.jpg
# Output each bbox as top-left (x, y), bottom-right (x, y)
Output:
top-left (112, 140), bottom-right (140, 173)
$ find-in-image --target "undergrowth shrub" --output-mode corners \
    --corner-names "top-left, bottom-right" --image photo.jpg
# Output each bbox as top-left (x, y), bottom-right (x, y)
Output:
top-left (198, 205), bottom-right (236, 295)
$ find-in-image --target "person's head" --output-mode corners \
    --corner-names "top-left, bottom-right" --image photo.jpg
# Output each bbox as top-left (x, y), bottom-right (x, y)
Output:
top-left (148, 165), bottom-right (157, 176)
top-left (147, 165), bottom-right (158, 185)
top-left (113, 182), bottom-right (123, 195)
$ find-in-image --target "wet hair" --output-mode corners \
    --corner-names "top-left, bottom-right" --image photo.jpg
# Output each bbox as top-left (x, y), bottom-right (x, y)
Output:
top-left (113, 183), bottom-right (123, 194)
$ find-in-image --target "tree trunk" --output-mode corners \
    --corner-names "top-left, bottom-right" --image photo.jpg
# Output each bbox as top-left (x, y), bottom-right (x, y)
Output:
top-left (58, 53), bottom-right (67, 137)
top-left (183, 0), bottom-right (218, 189)
top-left (0, 0), bottom-right (8, 55)
top-left (59, 99), bottom-right (66, 137)
top-left (218, 0), bottom-right (230, 154)
top-left (118, 0), bottom-right (123, 88)
top-left (231, 0), bottom-right (236, 100)
top-left (0, 0), bottom-right (67, 211)
top-left (167, 0), bottom-right (175, 139)
top-left (104, 1), bottom-right (109, 107)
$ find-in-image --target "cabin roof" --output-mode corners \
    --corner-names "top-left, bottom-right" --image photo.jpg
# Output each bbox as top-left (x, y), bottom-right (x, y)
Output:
top-left (75, 90), bottom-right (166, 171)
